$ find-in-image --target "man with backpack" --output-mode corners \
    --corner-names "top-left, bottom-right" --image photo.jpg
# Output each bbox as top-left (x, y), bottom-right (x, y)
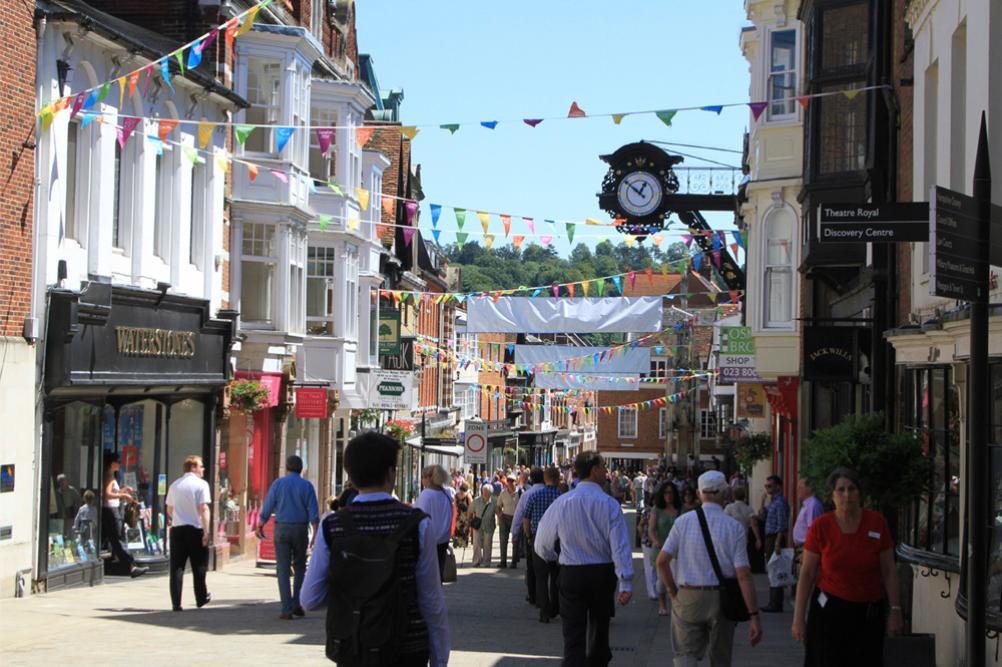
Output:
top-left (300, 432), bottom-right (450, 666)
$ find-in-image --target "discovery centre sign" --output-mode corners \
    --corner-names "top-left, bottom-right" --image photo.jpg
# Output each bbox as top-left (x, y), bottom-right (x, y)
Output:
top-left (818, 203), bottom-right (929, 242)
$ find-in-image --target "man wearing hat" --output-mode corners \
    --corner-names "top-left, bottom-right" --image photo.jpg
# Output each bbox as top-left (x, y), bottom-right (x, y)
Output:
top-left (656, 470), bottom-right (763, 665)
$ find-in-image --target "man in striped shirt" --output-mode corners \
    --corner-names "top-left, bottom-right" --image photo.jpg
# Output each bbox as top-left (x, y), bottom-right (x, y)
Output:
top-left (535, 452), bottom-right (633, 666)
top-left (524, 467), bottom-right (562, 623)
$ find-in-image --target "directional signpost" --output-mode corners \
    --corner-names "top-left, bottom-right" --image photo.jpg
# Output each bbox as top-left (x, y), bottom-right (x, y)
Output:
top-left (818, 202), bottom-right (930, 243)
top-left (930, 186), bottom-right (989, 302)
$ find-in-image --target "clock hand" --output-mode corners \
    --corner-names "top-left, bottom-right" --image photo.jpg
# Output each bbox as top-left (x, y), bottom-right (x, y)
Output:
top-left (628, 183), bottom-right (644, 196)
top-left (638, 182), bottom-right (648, 196)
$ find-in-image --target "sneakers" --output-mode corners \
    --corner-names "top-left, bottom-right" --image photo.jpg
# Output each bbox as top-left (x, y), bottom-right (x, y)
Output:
top-left (129, 565), bottom-right (149, 578)
top-left (197, 594), bottom-right (212, 609)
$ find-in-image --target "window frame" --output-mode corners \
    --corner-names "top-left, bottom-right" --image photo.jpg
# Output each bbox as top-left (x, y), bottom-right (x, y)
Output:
top-left (762, 206), bottom-right (796, 328)
top-left (306, 244), bottom-right (337, 335)
top-left (309, 107), bottom-right (338, 182)
top-left (618, 407), bottom-right (638, 439)
top-left (699, 409), bottom-right (718, 439)
top-left (765, 27), bottom-right (799, 123)
top-left (659, 407), bottom-right (668, 439)
top-left (344, 242), bottom-right (358, 338)
top-left (242, 58), bottom-right (282, 156)
top-left (240, 222), bottom-right (278, 328)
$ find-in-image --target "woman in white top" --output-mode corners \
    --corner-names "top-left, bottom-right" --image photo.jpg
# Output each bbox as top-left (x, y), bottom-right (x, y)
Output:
top-left (725, 485), bottom-right (763, 569)
top-left (414, 464), bottom-right (454, 581)
top-left (102, 452), bottom-right (147, 577)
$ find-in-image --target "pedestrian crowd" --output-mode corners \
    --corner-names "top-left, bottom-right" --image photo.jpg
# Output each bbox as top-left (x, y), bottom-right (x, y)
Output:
top-left (118, 437), bottom-right (904, 667)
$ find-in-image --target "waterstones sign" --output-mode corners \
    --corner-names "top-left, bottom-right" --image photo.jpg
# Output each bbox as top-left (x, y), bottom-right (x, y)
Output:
top-left (818, 203), bottom-right (929, 243)
top-left (115, 326), bottom-right (196, 359)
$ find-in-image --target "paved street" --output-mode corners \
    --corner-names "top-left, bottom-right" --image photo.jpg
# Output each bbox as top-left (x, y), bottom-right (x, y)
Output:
top-left (1, 510), bottom-right (803, 665)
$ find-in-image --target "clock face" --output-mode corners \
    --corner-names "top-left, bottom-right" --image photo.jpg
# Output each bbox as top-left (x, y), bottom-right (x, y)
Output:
top-left (616, 170), bottom-right (663, 217)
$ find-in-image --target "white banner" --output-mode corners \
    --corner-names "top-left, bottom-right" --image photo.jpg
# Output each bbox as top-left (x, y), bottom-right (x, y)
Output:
top-left (368, 370), bottom-right (414, 410)
top-left (531, 373), bottom-right (642, 391)
top-left (463, 421), bottom-right (489, 464)
top-left (515, 345), bottom-right (651, 373)
top-left (466, 297), bottom-right (663, 333)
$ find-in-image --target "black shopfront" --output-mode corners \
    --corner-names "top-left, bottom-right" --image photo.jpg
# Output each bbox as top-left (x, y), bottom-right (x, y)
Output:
top-left (40, 283), bottom-right (234, 589)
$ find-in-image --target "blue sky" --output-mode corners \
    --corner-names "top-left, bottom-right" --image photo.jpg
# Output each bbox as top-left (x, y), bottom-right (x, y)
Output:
top-left (356, 1), bottom-right (750, 257)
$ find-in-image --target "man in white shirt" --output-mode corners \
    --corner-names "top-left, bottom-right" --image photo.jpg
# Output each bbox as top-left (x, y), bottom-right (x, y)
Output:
top-left (657, 470), bottom-right (762, 666)
top-left (534, 452), bottom-right (633, 666)
top-left (166, 455), bottom-right (212, 612)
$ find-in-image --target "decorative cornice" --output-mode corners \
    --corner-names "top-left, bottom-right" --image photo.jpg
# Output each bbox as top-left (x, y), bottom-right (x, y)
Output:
top-left (905, 0), bottom-right (938, 33)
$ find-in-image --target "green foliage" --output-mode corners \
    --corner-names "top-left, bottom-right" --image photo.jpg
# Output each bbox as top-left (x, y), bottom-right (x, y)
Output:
top-left (229, 379), bottom-right (270, 412)
top-left (731, 432), bottom-right (773, 477)
top-left (800, 413), bottom-right (926, 511)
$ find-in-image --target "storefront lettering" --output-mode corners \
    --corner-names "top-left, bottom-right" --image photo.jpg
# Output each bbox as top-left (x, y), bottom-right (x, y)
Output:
top-left (808, 346), bottom-right (852, 362)
top-left (115, 326), bottom-right (196, 359)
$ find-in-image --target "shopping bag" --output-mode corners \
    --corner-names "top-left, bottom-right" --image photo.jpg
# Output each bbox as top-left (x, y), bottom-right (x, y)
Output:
top-left (767, 548), bottom-right (796, 587)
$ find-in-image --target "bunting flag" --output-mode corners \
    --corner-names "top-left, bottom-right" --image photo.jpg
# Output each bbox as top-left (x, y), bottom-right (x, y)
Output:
top-left (610, 275), bottom-right (622, 294)
top-left (236, 4), bottom-right (262, 36)
top-left (158, 119), bottom-right (179, 142)
top-left (225, 17), bottom-right (238, 54)
top-left (234, 124), bottom-right (254, 146)
top-left (247, 163), bottom-right (259, 183)
top-left (197, 120), bottom-right (215, 149)
top-left (842, 88), bottom-right (861, 101)
top-left (732, 230), bottom-right (744, 249)
top-left (683, 234), bottom-right (693, 248)
top-left (173, 49), bottom-right (185, 76)
top-left (318, 214), bottom-right (331, 231)
top-left (160, 58), bottom-right (174, 94)
top-left (567, 101), bottom-right (586, 118)
top-left (118, 117), bottom-right (141, 148)
top-left (692, 253), bottom-right (703, 271)
top-left (523, 118), bottom-right (543, 127)
top-left (316, 128), bottom-right (334, 155)
top-left (595, 279), bottom-right (606, 296)
top-left (347, 217), bottom-right (360, 231)
top-left (432, 228), bottom-right (442, 244)
top-left (627, 271), bottom-right (637, 289)
top-left (355, 126), bottom-right (375, 147)
top-left (440, 124), bottom-right (460, 134)
top-left (404, 201), bottom-right (418, 224)
top-left (275, 126), bottom-right (294, 152)
top-left (566, 222), bottom-right (576, 243)
top-left (540, 235), bottom-right (552, 248)
top-left (477, 211), bottom-right (490, 234)
top-left (655, 110), bottom-right (677, 127)
top-left (455, 208), bottom-right (467, 230)
top-left (187, 39), bottom-right (204, 69)
top-left (142, 65), bottom-right (155, 98)
top-left (480, 121), bottom-right (498, 130)
top-left (381, 196), bottom-right (395, 217)
top-left (356, 187), bottom-right (370, 210)
top-left (512, 234), bottom-right (525, 251)
top-left (182, 146), bottom-right (200, 166)
top-left (326, 179), bottom-right (344, 196)
top-left (797, 96), bottom-right (810, 109)
top-left (701, 105), bottom-right (723, 114)
top-left (524, 217), bottom-right (535, 235)
top-left (456, 231), bottom-right (468, 247)
top-left (128, 70), bottom-right (140, 98)
top-left (270, 169), bottom-right (288, 184)
top-left (148, 135), bottom-right (164, 156)
top-left (96, 81), bottom-right (111, 105)
top-left (730, 242), bottom-right (740, 256)
top-left (484, 234), bottom-right (495, 251)
top-left (567, 283), bottom-right (575, 298)
top-left (70, 92), bottom-right (85, 119)
top-left (400, 126), bottom-right (419, 140)
top-left (500, 214), bottom-right (511, 237)
top-left (80, 111), bottom-right (101, 128)
top-left (644, 267), bottom-right (654, 284)
top-left (611, 113), bottom-right (626, 125)
top-left (403, 228), bottom-right (416, 246)
top-left (624, 235), bottom-right (635, 248)
top-left (749, 102), bottom-right (768, 120)
top-left (430, 203), bottom-right (442, 228)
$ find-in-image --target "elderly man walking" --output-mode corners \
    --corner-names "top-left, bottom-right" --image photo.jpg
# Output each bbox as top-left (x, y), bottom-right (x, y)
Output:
top-left (256, 455), bottom-right (320, 620)
top-left (657, 470), bottom-right (762, 666)
top-left (535, 452), bottom-right (633, 666)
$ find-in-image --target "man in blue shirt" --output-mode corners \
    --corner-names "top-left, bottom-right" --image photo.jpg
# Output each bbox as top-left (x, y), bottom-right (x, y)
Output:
top-left (255, 455), bottom-right (319, 620)
top-left (760, 474), bottom-right (791, 613)
top-left (524, 466), bottom-right (562, 623)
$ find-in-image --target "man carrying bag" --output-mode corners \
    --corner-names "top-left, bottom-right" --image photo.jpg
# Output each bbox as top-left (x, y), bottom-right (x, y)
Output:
top-left (657, 471), bottom-right (762, 666)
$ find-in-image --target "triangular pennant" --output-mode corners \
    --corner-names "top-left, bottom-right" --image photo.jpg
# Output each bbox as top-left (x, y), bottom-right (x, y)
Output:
top-left (611, 113), bottom-right (626, 125)
top-left (480, 121), bottom-right (498, 129)
top-left (610, 275), bottom-right (622, 294)
top-left (403, 228), bottom-right (416, 246)
top-left (581, 280), bottom-right (590, 297)
top-left (355, 187), bottom-right (370, 210)
top-left (118, 117), bottom-right (141, 148)
top-left (80, 111), bottom-right (101, 128)
top-left (173, 49), bottom-right (185, 76)
top-left (523, 118), bottom-right (543, 127)
top-left (644, 267), bottom-right (654, 284)
top-left (404, 201), bottom-right (418, 224)
top-left (432, 228), bottom-right (442, 244)
top-left (730, 242), bottom-right (740, 256)
top-left (275, 126), bottom-right (294, 152)
top-left (565, 222), bottom-right (576, 244)
top-left (842, 88), bottom-right (861, 101)
top-left (197, 120), bottom-right (215, 149)
top-left (182, 146), bottom-right (200, 166)
top-left (732, 230), bottom-right (744, 249)
top-left (95, 82), bottom-right (111, 105)
top-left (70, 92), bottom-right (86, 119)
top-left (512, 234), bottom-right (525, 251)
top-left (477, 211), bottom-right (490, 234)
top-left (187, 39), bottom-right (204, 69)
top-left (128, 70), bottom-right (140, 98)
top-left (693, 253), bottom-right (703, 271)
top-left (456, 231), bottom-right (468, 247)
top-left (552, 284), bottom-right (560, 298)
top-left (624, 235), bottom-right (635, 248)
top-left (159, 59), bottom-right (174, 94)
top-left (347, 217), bottom-right (360, 231)
top-left (683, 233), bottom-right (693, 248)
top-left (382, 196), bottom-right (395, 217)
top-left (627, 271), bottom-right (637, 289)
top-left (326, 179), bottom-right (344, 196)
top-left (224, 17), bottom-right (238, 54)
top-left (82, 89), bottom-right (99, 111)
top-left (236, 5), bottom-right (262, 36)
top-left (500, 214), bottom-right (511, 237)
top-left (214, 150), bottom-right (230, 174)
top-left (700, 105), bottom-right (724, 114)
top-left (316, 128), bottom-right (334, 155)
top-left (158, 119), bottom-right (179, 142)
top-left (270, 169), bottom-right (289, 184)
top-left (595, 279), bottom-right (605, 297)
top-left (539, 235), bottom-right (552, 247)
top-left (796, 96), bottom-right (810, 109)
top-left (234, 124), bottom-right (254, 146)
top-left (655, 110), bottom-right (677, 127)
top-left (567, 283), bottom-right (575, 298)
top-left (247, 163), bottom-right (259, 183)
top-left (317, 214), bottom-right (332, 231)
top-left (147, 135), bottom-right (164, 156)
top-left (430, 203), bottom-right (442, 227)
top-left (355, 126), bottom-right (375, 148)
top-left (440, 124), bottom-right (460, 134)
top-left (484, 234), bottom-right (495, 251)
top-left (455, 208), bottom-right (466, 230)
top-left (567, 101), bottom-right (586, 118)
top-left (524, 217), bottom-right (535, 235)
top-left (749, 102), bottom-right (768, 120)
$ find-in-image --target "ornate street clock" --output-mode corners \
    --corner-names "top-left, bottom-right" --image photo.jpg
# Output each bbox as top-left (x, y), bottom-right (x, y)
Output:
top-left (597, 141), bottom-right (683, 237)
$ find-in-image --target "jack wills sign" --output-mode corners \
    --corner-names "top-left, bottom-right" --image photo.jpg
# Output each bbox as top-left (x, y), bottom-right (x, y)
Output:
top-left (803, 326), bottom-right (864, 382)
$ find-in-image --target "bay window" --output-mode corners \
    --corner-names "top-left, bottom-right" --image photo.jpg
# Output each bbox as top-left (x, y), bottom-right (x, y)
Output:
top-left (240, 223), bottom-right (276, 326)
top-left (189, 159), bottom-right (205, 268)
top-left (244, 59), bottom-right (281, 154)
top-left (309, 108), bottom-right (337, 181)
top-left (289, 233), bottom-right (306, 334)
top-left (345, 243), bottom-right (358, 338)
top-left (307, 245), bottom-right (335, 335)
top-left (767, 29), bottom-right (798, 121)
top-left (763, 207), bottom-right (794, 327)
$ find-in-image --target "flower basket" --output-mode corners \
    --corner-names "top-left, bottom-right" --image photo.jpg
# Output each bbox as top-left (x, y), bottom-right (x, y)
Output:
top-left (386, 418), bottom-right (415, 443)
top-left (228, 379), bottom-right (270, 413)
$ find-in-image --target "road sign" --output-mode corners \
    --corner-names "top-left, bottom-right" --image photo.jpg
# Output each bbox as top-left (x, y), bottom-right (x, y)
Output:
top-left (368, 370), bottom-right (414, 410)
top-left (818, 202), bottom-right (930, 243)
top-left (464, 421), bottom-right (488, 464)
top-left (930, 186), bottom-right (988, 302)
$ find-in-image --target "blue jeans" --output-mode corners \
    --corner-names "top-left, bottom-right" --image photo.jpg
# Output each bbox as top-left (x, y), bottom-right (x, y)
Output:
top-left (273, 523), bottom-right (309, 614)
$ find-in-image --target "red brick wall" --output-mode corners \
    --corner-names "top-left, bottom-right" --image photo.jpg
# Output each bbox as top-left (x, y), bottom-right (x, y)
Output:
top-left (0, 4), bottom-right (36, 337)
top-left (476, 333), bottom-right (507, 420)
top-left (596, 389), bottom-right (665, 455)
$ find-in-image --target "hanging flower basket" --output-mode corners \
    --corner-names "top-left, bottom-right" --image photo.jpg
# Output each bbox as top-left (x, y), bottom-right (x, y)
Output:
top-left (229, 379), bottom-right (271, 413)
top-left (386, 418), bottom-right (415, 443)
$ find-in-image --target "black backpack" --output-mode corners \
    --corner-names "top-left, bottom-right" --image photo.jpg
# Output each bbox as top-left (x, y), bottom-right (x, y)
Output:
top-left (325, 507), bottom-right (427, 665)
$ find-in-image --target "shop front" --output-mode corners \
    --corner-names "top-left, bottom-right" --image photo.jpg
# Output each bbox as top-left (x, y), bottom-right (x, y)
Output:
top-left (40, 283), bottom-right (234, 590)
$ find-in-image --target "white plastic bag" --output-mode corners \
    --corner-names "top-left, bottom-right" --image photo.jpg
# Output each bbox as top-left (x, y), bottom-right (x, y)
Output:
top-left (767, 548), bottom-right (796, 587)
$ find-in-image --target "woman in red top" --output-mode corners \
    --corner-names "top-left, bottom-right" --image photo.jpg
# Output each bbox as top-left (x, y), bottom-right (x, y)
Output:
top-left (791, 467), bottom-right (903, 666)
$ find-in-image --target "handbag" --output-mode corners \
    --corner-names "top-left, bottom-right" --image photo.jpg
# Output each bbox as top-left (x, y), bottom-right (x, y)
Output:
top-left (442, 544), bottom-right (458, 583)
top-left (470, 501), bottom-right (491, 530)
top-left (695, 506), bottom-right (751, 623)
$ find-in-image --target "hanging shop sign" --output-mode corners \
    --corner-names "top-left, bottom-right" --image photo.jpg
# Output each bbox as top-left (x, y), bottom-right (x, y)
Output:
top-left (803, 326), bottom-right (864, 382)
top-left (368, 370), bottom-right (414, 410)
top-left (378, 311), bottom-right (401, 356)
top-left (718, 326), bottom-right (758, 384)
top-left (818, 202), bottom-right (930, 243)
top-left (380, 337), bottom-right (415, 372)
top-left (464, 421), bottom-right (489, 465)
top-left (930, 186), bottom-right (989, 302)
top-left (295, 387), bottom-right (329, 419)
top-left (735, 384), bottom-right (767, 419)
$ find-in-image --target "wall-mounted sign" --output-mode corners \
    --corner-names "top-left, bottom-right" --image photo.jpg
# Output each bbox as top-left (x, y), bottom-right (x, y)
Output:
top-left (378, 311), bottom-right (401, 356)
top-left (720, 327), bottom-right (755, 355)
top-left (295, 387), bottom-right (329, 419)
top-left (115, 326), bottom-right (196, 358)
top-left (368, 370), bottom-right (414, 410)
top-left (930, 186), bottom-right (988, 302)
top-left (718, 327), bottom-right (758, 384)
top-left (464, 421), bottom-right (489, 465)
top-left (736, 384), bottom-right (767, 419)
top-left (803, 326), bottom-right (864, 382)
top-left (818, 202), bottom-right (929, 243)
top-left (380, 337), bottom-right (414, 372)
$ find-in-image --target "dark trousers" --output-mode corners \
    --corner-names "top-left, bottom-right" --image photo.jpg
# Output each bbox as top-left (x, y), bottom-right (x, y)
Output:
top-left (100, 507), bottom-right (135, 567)
top-left (499, 514), bottom-right (514, 564)
top-left (512, 530), bottom-right (523, 567)
top-left (525, 536), bottom-right (537, 603)
top-left (436, 542), bottom-right (448, 581)
top-left (169, 525), bottom-right (209, 609)
top-left (805, 588), bottom-right (885, 666)
top-left (558, 563), bottom-right (617, 667)
top-left (533, 552), bottom-right (560, 619)
top-left (273, 523), bottom-right (308, 614)
top-left (765, 534), bottom-right (785, 608)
